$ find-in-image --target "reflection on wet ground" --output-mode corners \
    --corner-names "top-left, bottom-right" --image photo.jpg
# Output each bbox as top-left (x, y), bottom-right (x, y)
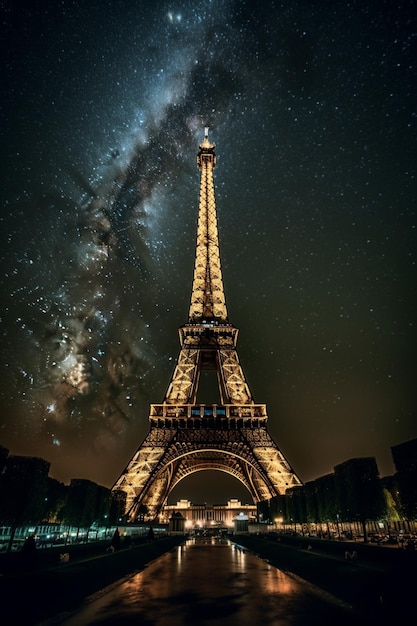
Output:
top-left (60, 537), bottom-right (357, 625)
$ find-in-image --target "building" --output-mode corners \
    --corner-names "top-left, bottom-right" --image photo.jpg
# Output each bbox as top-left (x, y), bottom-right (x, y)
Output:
top-left (161, 499), bottom-right (257, 532)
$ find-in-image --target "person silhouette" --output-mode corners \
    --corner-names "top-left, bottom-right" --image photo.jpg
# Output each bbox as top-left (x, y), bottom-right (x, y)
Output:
top-left (21, 535), bottom-right (37, 569)
top-left (110, 528), bottom-right (121, 551)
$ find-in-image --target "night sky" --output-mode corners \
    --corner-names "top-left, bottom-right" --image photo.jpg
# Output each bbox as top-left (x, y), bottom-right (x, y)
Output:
top-left (1, 0), bottom-right (416, 505)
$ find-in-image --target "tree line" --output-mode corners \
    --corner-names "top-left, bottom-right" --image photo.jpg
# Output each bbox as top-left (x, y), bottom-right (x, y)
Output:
top-left (0, 449), bottom-right (126, 552)
top-left (2, 442), bottom-right (416, 547)
top-left (258, 456), bottom-right (417, 541)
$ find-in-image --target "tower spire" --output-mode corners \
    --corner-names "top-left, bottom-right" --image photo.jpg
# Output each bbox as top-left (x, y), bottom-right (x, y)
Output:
top-left (189, 129), bottom-right (227, 322)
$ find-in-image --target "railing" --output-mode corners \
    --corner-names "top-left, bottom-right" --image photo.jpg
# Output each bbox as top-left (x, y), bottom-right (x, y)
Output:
top-left (149, 403), bottom-right (268, 428)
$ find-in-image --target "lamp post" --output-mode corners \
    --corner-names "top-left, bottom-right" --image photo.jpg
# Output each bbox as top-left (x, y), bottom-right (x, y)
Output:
top-left (336, 514), bottom-right (341, 540)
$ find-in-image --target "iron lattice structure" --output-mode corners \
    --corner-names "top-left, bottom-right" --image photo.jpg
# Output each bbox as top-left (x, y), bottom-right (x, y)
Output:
top-left (112, 130), bottom-right (302, 521)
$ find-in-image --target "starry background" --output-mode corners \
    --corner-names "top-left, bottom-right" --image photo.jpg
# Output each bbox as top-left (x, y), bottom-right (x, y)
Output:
top-left (1, 0), bottom-right (416, 505)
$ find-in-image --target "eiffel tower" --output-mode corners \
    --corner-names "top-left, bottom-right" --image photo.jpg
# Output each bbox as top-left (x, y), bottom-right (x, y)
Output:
top-left (112, 129), bottom-right (302, 521)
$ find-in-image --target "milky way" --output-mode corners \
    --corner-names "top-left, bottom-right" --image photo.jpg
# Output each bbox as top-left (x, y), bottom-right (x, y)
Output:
top-left (1, 0), bottom-right (416, 502)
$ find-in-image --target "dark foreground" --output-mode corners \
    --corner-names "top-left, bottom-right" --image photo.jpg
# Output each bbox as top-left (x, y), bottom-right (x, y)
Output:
top-left (0, 534), bottom-right (415, 625)
top-left (0, 536), bottom-right (185, 625)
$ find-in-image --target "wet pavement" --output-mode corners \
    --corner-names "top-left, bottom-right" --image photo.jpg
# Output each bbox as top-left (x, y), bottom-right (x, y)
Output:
top-left (57, 537), bottom-right (358, 626)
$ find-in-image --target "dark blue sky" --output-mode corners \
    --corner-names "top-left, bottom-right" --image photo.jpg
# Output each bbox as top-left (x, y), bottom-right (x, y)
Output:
top-left (1, 0), bottom-right (416, 503)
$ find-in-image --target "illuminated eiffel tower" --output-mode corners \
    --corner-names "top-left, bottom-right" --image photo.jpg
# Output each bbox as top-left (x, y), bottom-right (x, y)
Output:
top-left (112, 129), bottom-right (302, 521)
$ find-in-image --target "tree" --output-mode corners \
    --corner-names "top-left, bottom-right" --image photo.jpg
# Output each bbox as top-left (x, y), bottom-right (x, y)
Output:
top-left (62, 479), bottom-right (98, 541)
top-left (269, 494), bottom-right (287, 526)
top-left (0, 445), bottom-right (9, 473)
top-left (396, 471), bottom-right (417, 520)
top-left (314, 473), bottom-right (338, 537)
top-left (304, 480), bottom-right (319, 528)
top-left (0, 455), bottom-right (50, 551)
top-left (257, 498), bottom-right (270, 524)
top-left (286, 486), bottom-right (306, 532)
top-left (43, 478), bottom-right (67, 523)
top-left (335, 457), bottom-right (386, 542)
top-left (94, 485), bottom-right (111, 531)
top-left (109, 489), bottom-right (127, 525)
top-left (381, 475), bottom-right (403, 530)
top-left (390, 438), bottom-right (417, 521)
